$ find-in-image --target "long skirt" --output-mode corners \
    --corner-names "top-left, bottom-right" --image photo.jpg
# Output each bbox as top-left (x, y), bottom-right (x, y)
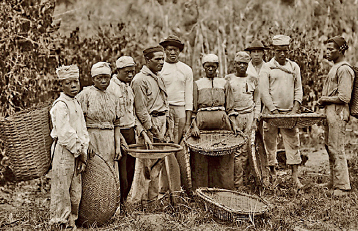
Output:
top-left (190, 110), bottom-right (234, 190)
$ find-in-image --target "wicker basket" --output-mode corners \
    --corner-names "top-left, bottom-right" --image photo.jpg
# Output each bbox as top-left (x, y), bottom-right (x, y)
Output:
top-left (196, 188), bottom-right (269, 222)
top-left (0, 102), bottom-right (52, 181)
top-left (184, 130), bottom-right (247, 156)
top-left (77, 153), bottom-right (120, 227)
top-left (127, 143), bottom-right (183, 159)
top-left (261, 113), bottom-right (326, 129)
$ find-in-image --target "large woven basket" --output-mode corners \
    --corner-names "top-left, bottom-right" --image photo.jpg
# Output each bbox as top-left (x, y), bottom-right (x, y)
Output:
top-left (261, 113), bottom-right (326, 129)
top-left (77, 153), bottom-right (120, 227)
top-left (127, 143), bottom-right (183, 159)
top-left (349, 66), bottom-right (358, 117)
top-left (184, 130), bottom-right (247, 156)
top-left (196, 188), bottom-right (269, 222)
top-left (0, 102), bottom-right (52, 181)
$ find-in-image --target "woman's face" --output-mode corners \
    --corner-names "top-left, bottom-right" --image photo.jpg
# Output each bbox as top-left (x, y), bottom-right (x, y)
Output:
top-left (93, 74), bottom-right (111, 90)
top-left (203, 62), bottom-right (218, 78)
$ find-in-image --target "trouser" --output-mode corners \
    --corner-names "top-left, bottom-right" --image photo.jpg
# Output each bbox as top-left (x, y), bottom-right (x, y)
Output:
top-left (119, 127), bottom-right (136, 203)
top-left (128, 115), bottom-right (181, 202)
top-left (167, 105), bottom-right (191, 191)
top-left (190, 110), bottom-right (234, 190)
top-left (324, 105), bottom-right (351, 190)
top-left (232, 112), bottom-right (253, 187)
top-left (263, 122), bottom-right (301, 166)
top-left (167, 105), bottom-right (186, 144)
top-left (49, 143), bottom-right (81, 226)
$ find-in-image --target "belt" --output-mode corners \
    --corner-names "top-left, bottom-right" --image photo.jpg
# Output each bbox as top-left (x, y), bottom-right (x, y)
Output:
top-left (150, 110), bottom-right (167, 117)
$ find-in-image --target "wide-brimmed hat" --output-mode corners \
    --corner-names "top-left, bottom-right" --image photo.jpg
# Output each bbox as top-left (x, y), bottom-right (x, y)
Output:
top-left (159, 35), bottom-right (185, 52)
top-left (244, 40), bottom-right (267, 51)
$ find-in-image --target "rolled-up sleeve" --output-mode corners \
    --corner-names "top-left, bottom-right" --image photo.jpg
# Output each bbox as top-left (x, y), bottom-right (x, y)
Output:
top-left (132, 78), bottom-right (152, 130)
top-left (50, 102), bottom-right (81, 157)
top-left (259, 65), bottom-right (276, 112)
top-left (185, 68), bottom-right (194, 111)
top-left (337, 66), bottom-right (354, 103)
top-left (293, 63), bottom-right (303, 104)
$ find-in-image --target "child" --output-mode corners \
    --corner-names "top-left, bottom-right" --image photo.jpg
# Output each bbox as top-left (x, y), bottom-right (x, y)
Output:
top-left (49, 65), bottom-right (89, 229)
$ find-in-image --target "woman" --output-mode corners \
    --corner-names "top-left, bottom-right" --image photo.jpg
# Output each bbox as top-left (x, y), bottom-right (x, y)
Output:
top-left (190, 54), bottom-right (234, 190)
top-left (76, 62), bottom-right (122, 169)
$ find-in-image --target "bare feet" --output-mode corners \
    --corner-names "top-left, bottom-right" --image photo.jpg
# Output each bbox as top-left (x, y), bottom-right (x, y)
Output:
top-left (316, 182), bottom-right (333, 189)
top-left (333, 189), bottom-right (349, 197)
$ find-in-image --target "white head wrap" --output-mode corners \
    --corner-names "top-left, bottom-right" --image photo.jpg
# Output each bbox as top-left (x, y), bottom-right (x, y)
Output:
top-left (234, 51), bottom-right (251, 63)
top-left (272, 35), bottom-right (290, 46)
top-left (202, 54), bottom-right (219, 65)
top-left (91, 62), bottom-right (111, 77)
top-left (116, 56), bottom-right (136, 69)
top-left (56, 65), bottom-right (79, 81)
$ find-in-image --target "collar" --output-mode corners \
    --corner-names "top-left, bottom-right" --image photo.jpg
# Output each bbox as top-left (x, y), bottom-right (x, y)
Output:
top-left (60, 92), bottom-right (76, 100)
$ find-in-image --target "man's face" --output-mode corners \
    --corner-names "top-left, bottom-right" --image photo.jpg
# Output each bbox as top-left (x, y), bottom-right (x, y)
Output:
top-left (117, 66), bottom-right (135, 83)
top-left (93, 74), bottom-right (111, 91)
top-left (326, 42), bottom-right (340, 62)
top-left (61, 79), bottom-right (80, 98)
top-left (147, 51), bottom-right (165, 73)
top-left (274, 45), bottom-right (289, 65)
top-left (235, 61), bottom-right (248, 76)
top-left (203, 62), bottom-right (218, 78)
top-left (250, 49), bottom-right (264, 64)
top-left (164, 45), bottom-right (180, 63)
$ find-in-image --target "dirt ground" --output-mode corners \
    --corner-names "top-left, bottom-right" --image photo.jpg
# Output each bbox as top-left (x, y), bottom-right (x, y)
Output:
top-left (1, 127), bottom-right (358, 230)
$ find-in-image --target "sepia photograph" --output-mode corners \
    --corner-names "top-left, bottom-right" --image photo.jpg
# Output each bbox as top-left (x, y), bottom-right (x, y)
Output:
top-left (1, 0), bottom-right (358, 230)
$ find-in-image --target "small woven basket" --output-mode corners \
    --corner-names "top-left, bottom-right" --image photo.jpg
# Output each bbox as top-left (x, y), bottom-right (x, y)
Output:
top-left (196, 188), bottom-right (269, 222)
top-left (127, 143), bottom-right (183, 159)
top-left (184, 130), bottom-right (247, 156)
top-left (0, 101), bottom-right (52, 181)
top-left (77, 153), bottom-right (120, 227)
top-left (261, 113), bottom-right (326, 129)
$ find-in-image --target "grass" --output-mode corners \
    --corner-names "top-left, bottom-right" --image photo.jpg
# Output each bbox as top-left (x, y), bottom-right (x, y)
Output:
top-left (1, 132), bottom-right (358, 230)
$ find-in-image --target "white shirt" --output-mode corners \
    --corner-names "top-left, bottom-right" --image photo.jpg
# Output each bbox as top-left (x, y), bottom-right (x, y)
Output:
top-left (160, 61), bottom-right (193, 111)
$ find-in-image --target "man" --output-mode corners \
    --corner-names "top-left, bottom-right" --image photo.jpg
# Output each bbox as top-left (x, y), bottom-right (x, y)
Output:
top-left (318, 36), bottom-right (353, 196)
top-left (190, 54), bottom-right (234, 190)
top-left (245, 40), bottom-right (267, 78)
top-left (245, 40), bottom-right (270, 187)
top-left (159, 35), bottom-right (193, 192)
top-left (160, 35), bottom-right (193, 144)
top-left (259, 35), bottom-right (303, 188)
top-left (107, 56), bottom-right (150, 203)
top-left (226, 51), bottom-right (260, 188)
top-left (129, 46), bottom-right (181, 203)
top-left (49, 65), bottom-right (89, 229)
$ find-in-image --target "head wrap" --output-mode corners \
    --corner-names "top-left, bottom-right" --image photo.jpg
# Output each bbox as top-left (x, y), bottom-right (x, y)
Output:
top-left (202, 54), bottom-right (219, 65)
top-left (116, 56), bottom-right (136, 69)
top-left (91, 62), bottom-right (111, 77)
top-left (327, 36), bottom-right (349, 53)
top-left (272, 35), bottom-right (290, 46)
top-left (234, 51), bottom-right (251, 63)
top-left (244, 40), bottom-right (267, 51)
top-left (56, 65), bottom-right (79, 81)
top-left (159, 35), bottom-right (185, 52)
top-left (143, 46), bottom-right (164, 57)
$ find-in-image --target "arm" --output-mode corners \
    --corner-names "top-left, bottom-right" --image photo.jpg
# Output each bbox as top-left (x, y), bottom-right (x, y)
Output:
top-left (132, 78), bottom-right (152, 130)
top-left (184, 68), bottom-right (194, 132)
top-left (259, 65), bottom-right (276, 112)
top-left (191, 82), bottom-right (200, 137)
top-left (292, 63), bottom-right (303, 113)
